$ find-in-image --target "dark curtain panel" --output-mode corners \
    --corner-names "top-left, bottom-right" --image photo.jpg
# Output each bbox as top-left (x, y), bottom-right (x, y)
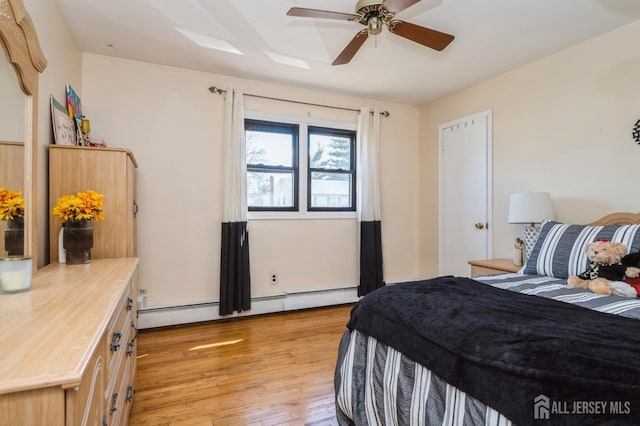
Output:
top-left (220, 221), bottom-right (251, 315)
top-left (359, 220), bottom-right (384, 296)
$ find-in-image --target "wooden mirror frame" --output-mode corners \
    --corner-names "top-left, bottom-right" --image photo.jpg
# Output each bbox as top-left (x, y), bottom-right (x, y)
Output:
top-left (0, 0), bottom-right (47, 267)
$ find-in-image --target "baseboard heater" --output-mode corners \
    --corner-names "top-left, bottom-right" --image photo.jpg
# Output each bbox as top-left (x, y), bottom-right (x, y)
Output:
top-left (137, 286), bottom-right (359, 329)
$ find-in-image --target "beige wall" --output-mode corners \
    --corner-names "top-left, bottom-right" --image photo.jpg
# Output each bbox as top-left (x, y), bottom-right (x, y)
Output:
top-left (418, 20), bottom-right (640, 278)
top-left (81, 54), bottom-right (420, 308)
top-left (24, 0), bottom-right (83, 267)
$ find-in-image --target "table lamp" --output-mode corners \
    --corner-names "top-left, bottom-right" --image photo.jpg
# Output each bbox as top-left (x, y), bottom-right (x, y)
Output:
top-left (508, 192), bottom-right (554, 264)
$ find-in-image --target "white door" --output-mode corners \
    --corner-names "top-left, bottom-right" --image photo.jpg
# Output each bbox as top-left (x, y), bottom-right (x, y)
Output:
top-left (439, 111), bottom-right (492, 276)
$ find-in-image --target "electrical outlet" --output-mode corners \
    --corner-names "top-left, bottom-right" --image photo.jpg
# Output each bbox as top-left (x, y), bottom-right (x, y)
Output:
top-left (270, 274), bottom-right (278, 285)
top-left (139, 288), bottom-right (147, 295)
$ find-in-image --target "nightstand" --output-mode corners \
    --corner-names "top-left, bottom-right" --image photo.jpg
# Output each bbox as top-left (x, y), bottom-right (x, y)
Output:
top-left (468, 258), bottom-right (522, 277)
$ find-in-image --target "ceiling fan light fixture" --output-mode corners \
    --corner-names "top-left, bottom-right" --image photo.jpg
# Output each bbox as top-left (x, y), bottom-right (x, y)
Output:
top-left (367, 16), bottom-right (383, 35)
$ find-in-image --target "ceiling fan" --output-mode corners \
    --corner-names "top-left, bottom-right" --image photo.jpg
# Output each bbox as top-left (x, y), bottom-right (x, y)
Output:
top-left (287, 0), bottom-right (455, 65)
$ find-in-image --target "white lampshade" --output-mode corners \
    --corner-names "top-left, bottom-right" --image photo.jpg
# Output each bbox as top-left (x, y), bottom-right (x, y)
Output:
top-left (508, 192), bottom-right (554, 225)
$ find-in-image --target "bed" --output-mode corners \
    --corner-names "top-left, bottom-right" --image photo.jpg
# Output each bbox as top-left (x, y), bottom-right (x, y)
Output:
top-left (334, 212), bottom-right (640, 425)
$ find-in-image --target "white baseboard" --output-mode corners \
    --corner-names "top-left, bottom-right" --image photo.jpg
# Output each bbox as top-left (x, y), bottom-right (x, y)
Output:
top-left (137, 286), bottom-right (359, 329)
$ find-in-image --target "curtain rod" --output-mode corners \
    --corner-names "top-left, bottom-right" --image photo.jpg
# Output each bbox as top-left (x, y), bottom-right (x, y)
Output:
top-left (208, 86), bottom-right (390, 117)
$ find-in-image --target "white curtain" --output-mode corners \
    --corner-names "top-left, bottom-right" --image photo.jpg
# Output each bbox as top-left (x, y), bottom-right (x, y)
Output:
top-left (220, 87), bottom-right (251, 315)
top-left (356, 107), bottom-right (384, 296)
top-left (357, 107), bottom-right (381, 221)
top-left (222, 87), bottom-right (247, 222)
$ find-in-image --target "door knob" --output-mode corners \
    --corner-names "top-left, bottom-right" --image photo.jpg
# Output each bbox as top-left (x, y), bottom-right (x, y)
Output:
top-left (474, 222), bottom-right (485, 230)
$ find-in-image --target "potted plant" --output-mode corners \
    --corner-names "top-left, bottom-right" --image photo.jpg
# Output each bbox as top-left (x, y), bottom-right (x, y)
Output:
top-left (0, 188), bottom-right (25, 256)
top-left (52, 189), bottom-right (105, 264)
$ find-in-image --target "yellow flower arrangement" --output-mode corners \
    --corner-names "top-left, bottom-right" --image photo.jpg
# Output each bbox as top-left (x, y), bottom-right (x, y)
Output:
top-left (0, 188), bottom-right (25, 221)
top-left (52, 189), bottom-right (105, 222)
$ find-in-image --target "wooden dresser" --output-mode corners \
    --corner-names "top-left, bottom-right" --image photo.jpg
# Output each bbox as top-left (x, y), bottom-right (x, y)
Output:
top-left (0, 258), bottom-right (139, 425)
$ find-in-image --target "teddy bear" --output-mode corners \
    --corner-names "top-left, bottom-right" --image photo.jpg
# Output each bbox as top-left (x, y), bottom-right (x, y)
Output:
top-left (621, 251), bottom-right (640, 295)
top-left (567, 240), bottom-right (640, 297)
top-left (622, 251), bottom-right (640, 268)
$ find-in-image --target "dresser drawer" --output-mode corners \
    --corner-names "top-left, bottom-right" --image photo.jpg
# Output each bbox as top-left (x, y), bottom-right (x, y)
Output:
top-left (121, 353), bottom-right (136, 424)
top-left (106, 281), bottom-right (135, 380)
top-left (107, 353), bottom-right (133, 426)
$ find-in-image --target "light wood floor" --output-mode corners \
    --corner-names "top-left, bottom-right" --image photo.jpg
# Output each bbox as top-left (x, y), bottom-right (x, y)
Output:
top-left (129, 304), bottom-right (353, 426)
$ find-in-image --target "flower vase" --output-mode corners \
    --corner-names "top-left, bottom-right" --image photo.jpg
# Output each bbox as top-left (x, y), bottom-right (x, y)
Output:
top-left (63, 219), bottom-right (93, 264)
top-left (4, 217), bottom-right (24, 256)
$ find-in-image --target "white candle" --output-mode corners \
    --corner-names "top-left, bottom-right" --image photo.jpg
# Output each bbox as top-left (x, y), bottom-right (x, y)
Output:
top-left (0, 270), bottom-right (28, 291)
top-left (0, 256), bottom-right (32, 293)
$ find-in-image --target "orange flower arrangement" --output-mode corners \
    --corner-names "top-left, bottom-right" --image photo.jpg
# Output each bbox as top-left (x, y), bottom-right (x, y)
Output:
top-left (52, 189), bottom-right (105, 222)
top-left (0, 188), bottom-right (25, 221)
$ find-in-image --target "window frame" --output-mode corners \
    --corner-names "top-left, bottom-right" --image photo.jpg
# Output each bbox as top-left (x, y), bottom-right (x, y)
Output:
top-left (245, 119), bottom-right (299, 212)
top-left (244, 111), bottom-right (357, 220)
top-left (307, 126), bottom-right (357, 212)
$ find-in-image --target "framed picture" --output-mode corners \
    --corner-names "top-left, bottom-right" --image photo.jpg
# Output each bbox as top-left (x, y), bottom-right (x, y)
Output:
top-left (50, 95), bottom-right (76, 145)
top-left (65, 83), bottom-right (82, 120)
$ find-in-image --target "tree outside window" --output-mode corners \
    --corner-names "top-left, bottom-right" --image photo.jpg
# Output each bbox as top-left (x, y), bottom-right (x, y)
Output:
top-left (308, 126), bottom-right (356, 211)
top-left (244, 119), bottom-right (355, 213)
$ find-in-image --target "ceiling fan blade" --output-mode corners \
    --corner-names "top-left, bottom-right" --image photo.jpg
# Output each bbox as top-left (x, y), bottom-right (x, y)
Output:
top-left (287, 7), bottom-right (357, 21)
top-left (389, 21), bottom-right (454, 51)
top-left (383, 0), bottom-right (421, 14)
top-left (332, 30), bottom-right (369, 65)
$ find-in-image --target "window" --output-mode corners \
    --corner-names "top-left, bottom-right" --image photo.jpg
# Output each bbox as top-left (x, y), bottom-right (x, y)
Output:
top-left (245, 116), bottom-right (356, 215)
top-left (245, 119), bottom-right (298, 211)
top-left (308, 126), bottom-right (356, 211)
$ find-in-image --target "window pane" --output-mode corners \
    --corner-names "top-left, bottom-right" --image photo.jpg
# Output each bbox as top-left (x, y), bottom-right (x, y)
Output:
top-left (248, 171), bottom-right (294, 208)
top-left (309, 134), bottom-right (351, 170)
top-left (246, 131), bottom-right (293, 167)
top-left (310, 172), bottom-right (352, 208)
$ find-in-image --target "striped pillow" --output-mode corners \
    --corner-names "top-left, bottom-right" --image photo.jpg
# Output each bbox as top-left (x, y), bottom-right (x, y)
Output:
top-left (522, 220), bottom-right (640, 279)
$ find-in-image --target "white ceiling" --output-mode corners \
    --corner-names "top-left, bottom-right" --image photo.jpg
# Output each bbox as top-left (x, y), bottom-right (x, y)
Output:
top-left (55, 0), bottom-right (640, 106)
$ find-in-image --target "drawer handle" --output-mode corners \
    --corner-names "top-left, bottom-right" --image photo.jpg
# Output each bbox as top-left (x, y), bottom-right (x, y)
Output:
top-left (126, 341), bottom-right (135, 356)
top-left (103, 415), bottom-right (107, 426)
top-left (131, 321), bottom-right (139, 341)
top-left (127, 297), bottom-right (134, 311)
top-left (110, 332), bottom-right (122, 351)
top-left (110, 392), bottom-right (118, 414)
top-left (126, 385), bottom-right (134, 402)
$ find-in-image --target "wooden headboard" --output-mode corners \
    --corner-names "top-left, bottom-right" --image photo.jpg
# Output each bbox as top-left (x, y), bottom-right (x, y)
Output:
top-left (587, 212), bottom-right (640, 226)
